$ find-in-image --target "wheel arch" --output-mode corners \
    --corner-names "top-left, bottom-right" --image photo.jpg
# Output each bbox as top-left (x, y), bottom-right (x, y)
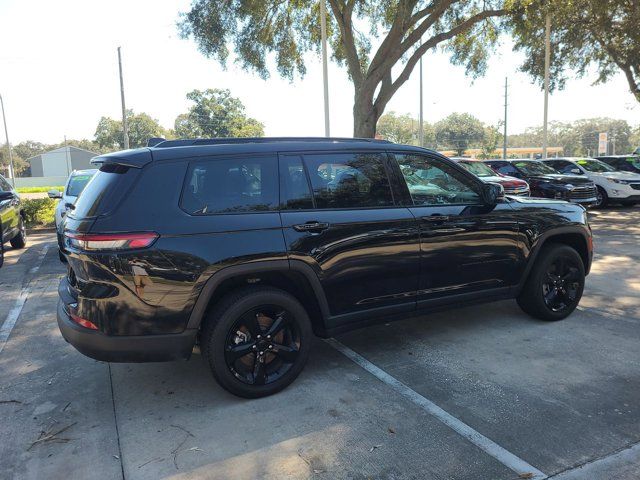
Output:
top-left (516, 227), bottom-right (592, 295)
top-left (186, 260), bottom-right (331, 336)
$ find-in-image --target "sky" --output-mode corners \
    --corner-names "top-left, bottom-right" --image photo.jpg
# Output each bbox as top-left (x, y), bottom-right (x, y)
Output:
top-left (0, 0), bottom-right (638, 145)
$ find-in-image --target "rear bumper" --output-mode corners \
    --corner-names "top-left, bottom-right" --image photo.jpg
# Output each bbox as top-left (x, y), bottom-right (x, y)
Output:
top-left (57, 278), bottom-right (197, 362)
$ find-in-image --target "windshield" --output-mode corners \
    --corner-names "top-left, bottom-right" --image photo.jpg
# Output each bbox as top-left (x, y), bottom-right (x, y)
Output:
top-left (66, 173), bottom-right (95, 197)
top-left (459, 161), bottom-right (496, 178)
top-left (512, 161), bottom-right (557, 175)
top-left (574, 159), bottom-right (615, 173)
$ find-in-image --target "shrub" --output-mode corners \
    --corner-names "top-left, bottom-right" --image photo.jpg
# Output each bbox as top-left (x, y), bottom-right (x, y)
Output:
top-left (22, 198), bottom-right (57, 227)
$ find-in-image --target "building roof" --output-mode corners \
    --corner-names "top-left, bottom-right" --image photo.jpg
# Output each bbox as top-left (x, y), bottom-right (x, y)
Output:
top-left (27, 145), bottom-right (99, 162)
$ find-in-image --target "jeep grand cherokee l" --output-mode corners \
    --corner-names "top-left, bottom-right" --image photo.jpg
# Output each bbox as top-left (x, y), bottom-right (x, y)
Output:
top-left (57, 138), bottom-right (593, 398)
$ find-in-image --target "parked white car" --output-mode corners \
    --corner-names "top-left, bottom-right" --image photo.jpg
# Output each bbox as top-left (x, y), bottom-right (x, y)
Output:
top-left (543, 157), bottom-right (640, 208)
top-left (48, 169), bottom-right (97, 260)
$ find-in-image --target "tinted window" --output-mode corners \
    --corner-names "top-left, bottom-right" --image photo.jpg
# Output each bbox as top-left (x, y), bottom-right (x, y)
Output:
top-left (303, 153), bottom-right (393, 209)
top-left (396, 154), bottom-right (481, 206)
top-left (547, 161), bottom-right (574, 174)
top-left (72, 165), bottom-right (136, 218)
top-left (0, 175), bottom-right (12, 191)
top-left (279, 156), bottom-right (313, 210)
top-left (66, 173), bottom-right (95, 197)
top-left (181, 156), bottom-right (278, 215)
top-left (512, 161), bottom-right (557, 175)
top-left (490, 162), bottom-right (520, 176)
top-left (574, 159), bottom-right (615, 173)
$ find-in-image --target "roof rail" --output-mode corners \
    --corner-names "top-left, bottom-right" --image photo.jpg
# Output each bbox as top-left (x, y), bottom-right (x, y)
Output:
top-left (153, 137), bottom-right (392, 148)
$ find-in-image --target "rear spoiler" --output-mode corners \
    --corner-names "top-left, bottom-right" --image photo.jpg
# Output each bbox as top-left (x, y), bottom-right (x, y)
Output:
top-left (91, 149), bottom-right (152, 169)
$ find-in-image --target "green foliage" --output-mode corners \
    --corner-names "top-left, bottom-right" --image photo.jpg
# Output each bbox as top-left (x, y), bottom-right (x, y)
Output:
top-left (478, 124), bottom-right (503, 159)
top-left (511, 0), bottom-right (640, 103)
top-left (95, 110), bottom-right (167, 150)
top-left (376, 112), bottom-right (434, 146)
top-left (508, 118), bottom-right (635, 156)
top-left (435, 113), bottom-right (486, 156)
top-left (0, 145), bottom-right (28, 176)
top-left (16, 186), bottom-right (64, 194)
top-left (21, 198), bottom-right (57, 227)
top-left (174, 89), bottom-right (264, 138)
top-left (179, 1), bottom-right (513, 137)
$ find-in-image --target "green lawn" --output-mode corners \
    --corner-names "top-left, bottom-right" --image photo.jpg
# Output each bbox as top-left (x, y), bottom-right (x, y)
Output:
top-left (16, 186), bottom-right (64, 193)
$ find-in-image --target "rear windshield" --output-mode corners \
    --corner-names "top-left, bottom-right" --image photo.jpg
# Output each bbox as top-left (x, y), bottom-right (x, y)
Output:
top-left (71, 165), bottom-right (136, 218)
top-left (66, 173), bottom-right (95, 197)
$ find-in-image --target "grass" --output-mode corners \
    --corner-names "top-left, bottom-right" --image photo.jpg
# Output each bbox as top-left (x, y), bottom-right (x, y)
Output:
top-left (16, 186), bottom-right (64, 194)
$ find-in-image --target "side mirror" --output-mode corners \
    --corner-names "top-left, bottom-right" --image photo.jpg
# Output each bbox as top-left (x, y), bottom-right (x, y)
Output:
top-left (482, 182), bottom-right (504, 205)
top-left (48, 189), bottom-right (63, 199)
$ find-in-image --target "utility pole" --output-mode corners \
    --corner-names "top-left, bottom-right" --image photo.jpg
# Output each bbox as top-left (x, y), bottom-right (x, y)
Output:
top-left (117, 47), bottom-right (130, 149)
top-left (418, 39), bottom-right (424, 147)
top-left (542, 14), bottom-right (551, 159)
top-left (0, 93), bottom-right (15, 187)
top-left (64, 135), bottom-right (72, 176)
top-left (319, 0), bottom-right (330, 137)
top-left (503, 77), bottom-right (508, 159)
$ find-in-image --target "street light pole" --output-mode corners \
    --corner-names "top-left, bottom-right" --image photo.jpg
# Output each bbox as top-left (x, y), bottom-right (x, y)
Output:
top-left (418, 39), bottom-right (424, 147)
top-left (117, 47), bottom-right (130, 150)
top-left (320, 0), bottom-right (330, 137)
top-left (0, 93), bottom-right (16, 187)
top-left (503, 77), bottom-right (508, 159)
top-left (542, 14), bottom-right (551, 159)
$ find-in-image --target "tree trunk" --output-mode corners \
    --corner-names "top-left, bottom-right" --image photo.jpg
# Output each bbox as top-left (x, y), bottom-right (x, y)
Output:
top-left (353, 88), bottom-right (378, 138)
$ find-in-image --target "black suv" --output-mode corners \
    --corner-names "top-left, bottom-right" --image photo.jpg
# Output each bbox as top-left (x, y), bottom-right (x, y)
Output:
top-left (483, 159), bottom-right (598, 207)
top-left (57, 138), bottom-right (593, 398)
top-left (0, 173), bottom-right (27, 267)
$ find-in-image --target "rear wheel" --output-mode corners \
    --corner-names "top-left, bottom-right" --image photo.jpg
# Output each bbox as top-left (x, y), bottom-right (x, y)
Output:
top-left (595, 186), bottom-right (608, 208)
top-left (9, 217), bottom-right (26, 249)
top-left (201, 286), bottom-right (313, 398)
top-left (0, 240), bottom-right (4, 268)
top-left (517, 243), bottom-right (585, 321)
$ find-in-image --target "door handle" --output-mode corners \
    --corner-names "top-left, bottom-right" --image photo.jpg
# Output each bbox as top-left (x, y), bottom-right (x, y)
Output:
top-left (421, 215), bottom-right (449, 224)
top-left (293, 221), bottom-right (330, 233)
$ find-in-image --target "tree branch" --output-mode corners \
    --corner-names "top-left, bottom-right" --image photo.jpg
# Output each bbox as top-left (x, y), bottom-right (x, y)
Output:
top-left (374, 8), bottom-right (506, 113)
top-left (327, 0), bottom-right (363, 86)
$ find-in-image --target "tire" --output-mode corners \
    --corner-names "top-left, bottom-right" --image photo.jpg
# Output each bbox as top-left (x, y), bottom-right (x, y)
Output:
top-left (201, 286), bottom-right (313, 398)
top-left (0, 241), bottom-right (4, 269)
top-left (595, 186), bottom-right (608, 208)
top-left (517, 243), bottom-right (585, 321)
top-left (59, 250), bottom-right (67, 263)
top-left (9, 217), bottom-right (26, 249)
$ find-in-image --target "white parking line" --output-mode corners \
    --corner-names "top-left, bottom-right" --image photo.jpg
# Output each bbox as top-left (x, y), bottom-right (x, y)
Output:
top-left (0, 245), bottom-right (50, 355)
top-left (326, 338), bottom-right (547, 480)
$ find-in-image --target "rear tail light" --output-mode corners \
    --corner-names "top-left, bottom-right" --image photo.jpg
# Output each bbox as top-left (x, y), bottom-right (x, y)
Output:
top-left (65, 232), bottom-right (158, 251)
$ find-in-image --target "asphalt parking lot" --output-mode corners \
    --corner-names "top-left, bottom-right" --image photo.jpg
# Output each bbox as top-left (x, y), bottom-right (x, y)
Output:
top-left (1, 207), bottom-right (640, 480)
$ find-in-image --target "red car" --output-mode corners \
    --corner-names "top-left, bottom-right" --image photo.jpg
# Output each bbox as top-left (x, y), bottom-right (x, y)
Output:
top-left (450, 158), bottom-right (530, 196)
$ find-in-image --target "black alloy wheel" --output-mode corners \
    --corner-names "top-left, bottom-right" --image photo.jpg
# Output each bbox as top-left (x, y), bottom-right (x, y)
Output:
top-left (224, 305), bottom-right (301, 386)
top-left (541, 256), bottom-right (582, 312)
top-left (202, 286), bottom-right (312, 398)
top-left (517, 243), bottom-right (585, 321)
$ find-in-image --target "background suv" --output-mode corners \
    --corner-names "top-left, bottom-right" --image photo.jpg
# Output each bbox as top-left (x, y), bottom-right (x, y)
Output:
top-left (483, 159), bottom-right (597, 207)
top-left (57, 138), bottom-right (593, 398)
top-left (49, 169), bottom-right (97, 261)
top-left (596, 155), bottom-right (640, 175)
top-left (543, 157), bottom-right (640, 208)
top-left (451, 158), bottom-right (530, 196)
top-left (0, 173), bottom-right (26, 268)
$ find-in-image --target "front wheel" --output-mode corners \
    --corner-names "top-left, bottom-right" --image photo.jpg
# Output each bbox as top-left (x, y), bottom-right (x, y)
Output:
top-left (517, 243), bottom-right (585, 321)
top-left (201, 286), bottom-right (313, 398)
top-left (9, 217), bottom-right (26, 249)
top-left (595, 186), bottom-right (608, 209)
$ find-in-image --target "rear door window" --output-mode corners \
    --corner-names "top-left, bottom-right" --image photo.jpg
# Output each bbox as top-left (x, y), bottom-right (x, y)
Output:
top-left (279, 156), bottom-right (313, 210)
top-left (181, 155), bottom-right (278, 214)
top-left (302, 152), bottom-right (393, 209)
